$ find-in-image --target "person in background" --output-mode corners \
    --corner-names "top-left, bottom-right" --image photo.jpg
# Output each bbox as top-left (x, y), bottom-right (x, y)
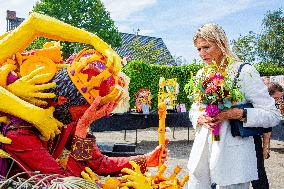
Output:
top-left (251, 80), bottom-right (284, 189)
top-left (248, 77), bottom-right (272, 189)
top-left (268, 82), bottom-right (284, 116)
top-left (262, 82), bottom-right (284, 159)
top-left (264, 82), bottom-right (284, 159)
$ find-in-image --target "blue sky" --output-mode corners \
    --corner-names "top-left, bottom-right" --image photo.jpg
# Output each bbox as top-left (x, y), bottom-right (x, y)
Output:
top-left (0, 0), bottom-right (283, 63)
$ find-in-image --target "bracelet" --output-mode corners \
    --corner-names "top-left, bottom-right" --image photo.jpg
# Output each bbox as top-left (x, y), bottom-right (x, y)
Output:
top-left (239, 108), bottom-right (247, 122)
top-left (70, 135), bottom-right (95, 161)
top-left (131, 155), bottom-right (147, 173)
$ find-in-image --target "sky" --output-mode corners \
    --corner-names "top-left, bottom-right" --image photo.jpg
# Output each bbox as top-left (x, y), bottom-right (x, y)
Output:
top-left (0, 0), bottom-right (283, 63)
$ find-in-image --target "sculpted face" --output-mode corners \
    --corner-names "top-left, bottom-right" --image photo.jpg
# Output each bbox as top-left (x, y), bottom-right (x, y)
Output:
top-left (67, 49), bottom-right (121, 105)
top-left (195, 38), bottom-right (224, 65)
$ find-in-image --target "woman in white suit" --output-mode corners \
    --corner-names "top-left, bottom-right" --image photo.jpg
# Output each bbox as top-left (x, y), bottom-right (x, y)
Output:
top-left (187, 24), bottom-right (281, 189)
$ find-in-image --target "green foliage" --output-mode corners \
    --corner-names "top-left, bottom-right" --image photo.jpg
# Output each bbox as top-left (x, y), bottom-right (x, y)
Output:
top-left (232, 31), bottom-right (257, 63)
top-left (253, 63), bottom-right (284, 76)
top-left (129, 38), bottom-right (159, 64)
top-left (26, 37), bottom-right (50, 51)
top-left (257, 9), bottom-right (284, 65)
top-left (232, 9), bottom-right (284, 65)
top-left (123, 60), bottom-right (203, 110)
top-left (128, 36), bottom-right (176, 66)
top-left (31, 0), bottom-right (121, 58)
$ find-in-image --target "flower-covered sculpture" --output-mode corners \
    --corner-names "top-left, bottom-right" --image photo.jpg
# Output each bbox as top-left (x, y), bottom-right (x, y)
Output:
top-left (158, 77), bottom-right (179, 111)
top-left (120, 161), bottom-right (189, 189)
top-left (135, 88), bottom-right (152, 113)
top-left (0, 12), bottom-right (167, 188)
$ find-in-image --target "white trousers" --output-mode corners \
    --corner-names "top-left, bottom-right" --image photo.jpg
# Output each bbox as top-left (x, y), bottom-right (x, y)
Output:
top-left (188, 137), bottom-right (250, 189)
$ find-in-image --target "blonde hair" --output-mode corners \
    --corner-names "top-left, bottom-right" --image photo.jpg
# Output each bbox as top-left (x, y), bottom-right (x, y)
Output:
top-left (193, 23), bottom-right (239, 61)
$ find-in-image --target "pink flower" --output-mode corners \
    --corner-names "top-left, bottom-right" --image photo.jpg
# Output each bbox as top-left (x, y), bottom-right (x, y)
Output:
top-left (205, 87), bottom-right (212, 94)
top-left (214, 74), bottom-right (223, 80)
top-left (205, 85), bottom-right (217, 94)
top-left (205, 104), bottom-right (221, 117)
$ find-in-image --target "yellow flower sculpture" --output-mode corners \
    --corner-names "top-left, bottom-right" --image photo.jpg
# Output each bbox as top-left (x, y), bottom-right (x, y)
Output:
top-left (0, 12), bottom-right (122, 154)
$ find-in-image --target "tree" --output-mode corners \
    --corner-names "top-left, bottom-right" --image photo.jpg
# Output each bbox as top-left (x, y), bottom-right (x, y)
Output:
top-left (257, 9), bottom-right (284, 65)
top-left (30, 0), bottom-right (121, 57)
top-left (232, 9), bottom-right (284, 65)
top-left (232, 31), bottom-right (258, 63)
top-left (173, 55), bottom-right (188, 66)
top-left (128, 36), bottom-right (176, 66)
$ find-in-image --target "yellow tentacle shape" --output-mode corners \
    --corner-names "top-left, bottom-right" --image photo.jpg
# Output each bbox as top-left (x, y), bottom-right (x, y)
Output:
top-left (0, 12), bottom-right (121, 73)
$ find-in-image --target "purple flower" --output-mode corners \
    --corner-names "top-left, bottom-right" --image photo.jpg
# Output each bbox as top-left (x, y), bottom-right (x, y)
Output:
top-left (82, 52), bottom-right (94, 57)
top-left (7, 72), bottom-right (18, 84)
top-left (205, 104), bottom-right (221, 117)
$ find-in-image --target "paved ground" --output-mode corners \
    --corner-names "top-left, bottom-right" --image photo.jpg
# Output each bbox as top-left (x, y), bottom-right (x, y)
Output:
top-left (94, 127), bottom-right (284, 189)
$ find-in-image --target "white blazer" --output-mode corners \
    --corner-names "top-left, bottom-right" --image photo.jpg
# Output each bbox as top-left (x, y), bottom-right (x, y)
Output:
top-left (187, 61), bottom-right (281, 186)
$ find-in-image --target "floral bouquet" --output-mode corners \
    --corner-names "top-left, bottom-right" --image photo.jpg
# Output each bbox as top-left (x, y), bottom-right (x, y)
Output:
top-left (185, 60), bottom-right (244, 141)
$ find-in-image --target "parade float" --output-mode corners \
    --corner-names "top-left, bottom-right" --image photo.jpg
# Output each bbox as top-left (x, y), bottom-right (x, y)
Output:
top-left (0, 12), bottom-right (189, 188)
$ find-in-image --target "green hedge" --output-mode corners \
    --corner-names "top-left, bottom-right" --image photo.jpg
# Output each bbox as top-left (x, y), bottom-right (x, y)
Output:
top-left (123, 61), bottom-right (284, 111)
top-left (123, 60), bottom-right (203, 110)
top-left (254, 63), bottom-right (284, 76)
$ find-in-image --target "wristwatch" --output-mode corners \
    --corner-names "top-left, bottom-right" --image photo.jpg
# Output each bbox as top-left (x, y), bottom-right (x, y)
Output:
top-left (239, 108), bottom-right (247, 122)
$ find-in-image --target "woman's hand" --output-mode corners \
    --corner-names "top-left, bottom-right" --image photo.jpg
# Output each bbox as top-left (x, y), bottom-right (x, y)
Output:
top-left (213, 108), bottom-right (243, 123)
top-left (144, 139), bottom-right (169, 167)
top-left (197, 108), bottom-right (243, 130)
top-left (197, 114), bottom-right (216, 130)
